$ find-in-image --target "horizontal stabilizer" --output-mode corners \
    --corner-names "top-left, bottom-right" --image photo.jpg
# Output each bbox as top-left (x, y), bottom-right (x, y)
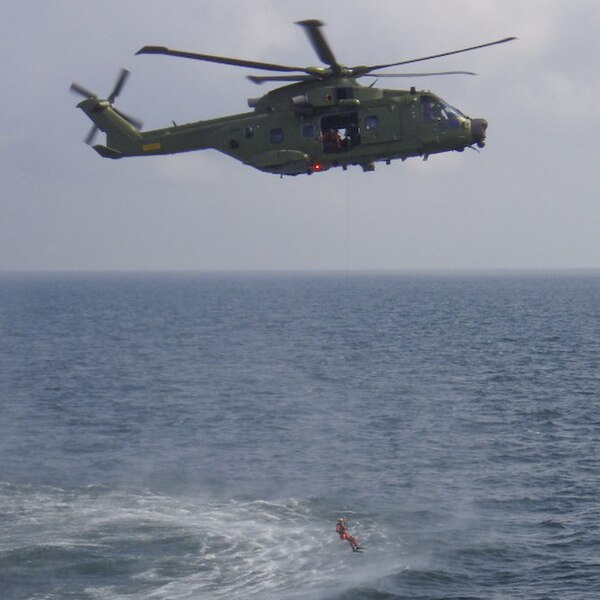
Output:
top-left (93, 145), bottom-right (123, 159)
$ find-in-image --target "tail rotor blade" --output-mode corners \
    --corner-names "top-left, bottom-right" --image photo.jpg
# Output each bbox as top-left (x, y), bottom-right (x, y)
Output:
top-left (108, 68), bottom-right (130, 103)
top-left (114, 107), bottom-right (143, 130)
top-left (84, 125), bottom-right (99, 145)
top-left (70, 82), bottom-right (97, 99)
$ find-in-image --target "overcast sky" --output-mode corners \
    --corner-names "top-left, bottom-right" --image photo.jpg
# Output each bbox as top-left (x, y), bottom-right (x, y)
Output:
top-left (2, 1), bottom-right (599, 272)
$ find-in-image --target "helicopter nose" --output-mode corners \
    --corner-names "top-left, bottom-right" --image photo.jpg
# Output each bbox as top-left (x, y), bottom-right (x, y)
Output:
top-left (471, 118), bottom-right (488, 148)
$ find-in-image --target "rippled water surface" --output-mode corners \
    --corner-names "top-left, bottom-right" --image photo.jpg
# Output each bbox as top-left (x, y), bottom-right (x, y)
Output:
top-left (1, 272), bottom-right (599, 599)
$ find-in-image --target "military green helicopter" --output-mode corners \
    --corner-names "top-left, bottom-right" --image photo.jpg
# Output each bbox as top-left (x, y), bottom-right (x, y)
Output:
top-left (71, 19), bottom-right (515, 176)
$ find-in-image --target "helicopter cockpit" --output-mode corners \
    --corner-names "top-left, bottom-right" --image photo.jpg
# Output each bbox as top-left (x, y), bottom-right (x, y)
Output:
top-left (421, 95), bottom-right (466, 128)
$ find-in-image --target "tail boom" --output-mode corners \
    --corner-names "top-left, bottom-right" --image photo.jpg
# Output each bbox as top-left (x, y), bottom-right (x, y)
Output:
top-left (76, 98), bottom-right (219, 159)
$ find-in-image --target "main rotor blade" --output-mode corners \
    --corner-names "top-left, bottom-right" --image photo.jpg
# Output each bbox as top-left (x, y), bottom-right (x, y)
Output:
top-left (108, 68), bottom-right (130, 103)
top-left (295, 19), bottom-right (339, 69)
top-left (70, 82), bottom-right (97, 99)
top-left (353, 37), bottom-right (517, 76)
top-left (364, 70), bottom-right (477, 78)
top-left (247, 74), bottom-right (316, 85)
top-left (137, 45), bottom-right (308, 74)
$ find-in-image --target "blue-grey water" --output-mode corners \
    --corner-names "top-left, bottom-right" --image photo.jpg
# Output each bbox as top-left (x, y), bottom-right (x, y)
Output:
top-left (1, 272), bottom-right (599, 599)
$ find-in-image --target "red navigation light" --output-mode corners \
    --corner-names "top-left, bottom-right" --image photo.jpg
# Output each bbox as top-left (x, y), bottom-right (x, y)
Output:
top-left (312, 163), bottom-right (323, 172)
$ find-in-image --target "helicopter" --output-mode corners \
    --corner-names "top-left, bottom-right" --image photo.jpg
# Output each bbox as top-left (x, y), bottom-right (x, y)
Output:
top-left (71, 19), bottom-right (515, 176)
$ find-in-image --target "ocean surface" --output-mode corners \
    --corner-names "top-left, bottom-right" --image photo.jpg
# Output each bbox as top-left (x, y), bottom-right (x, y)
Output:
top-left (1, 272), bottom-right (599, 599)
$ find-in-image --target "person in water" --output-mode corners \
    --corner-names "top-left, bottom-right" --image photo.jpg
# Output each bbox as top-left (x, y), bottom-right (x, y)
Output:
top-left (336, 517), bottom-right (360, 551)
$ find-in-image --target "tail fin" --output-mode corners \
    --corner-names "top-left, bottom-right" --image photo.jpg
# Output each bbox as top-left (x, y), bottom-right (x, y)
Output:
top-left (76, 98), bottom-right (141, 158)
top-left (71, 69), bottom-right (143, 158)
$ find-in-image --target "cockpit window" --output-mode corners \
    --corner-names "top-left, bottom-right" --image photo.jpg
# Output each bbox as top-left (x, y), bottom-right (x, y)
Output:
top-left (447, 103), bottom-right (466, 119)
top-left (422, 96), bottom-right (464, 127)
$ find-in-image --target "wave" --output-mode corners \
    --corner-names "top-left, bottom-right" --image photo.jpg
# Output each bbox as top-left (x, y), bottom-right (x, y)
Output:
top-left (0, 483), bottom-right (404, 600)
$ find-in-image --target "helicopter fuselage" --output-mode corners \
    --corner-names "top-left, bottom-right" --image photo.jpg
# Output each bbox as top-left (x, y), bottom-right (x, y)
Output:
top-left (78, 78), bottom-right (487, 176)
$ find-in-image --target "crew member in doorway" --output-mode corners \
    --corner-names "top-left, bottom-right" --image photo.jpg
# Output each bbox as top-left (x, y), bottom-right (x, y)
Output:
top-left (336, 517), bottom-right (360, 551)
top-left (322, 128), bottom-right (342, 151)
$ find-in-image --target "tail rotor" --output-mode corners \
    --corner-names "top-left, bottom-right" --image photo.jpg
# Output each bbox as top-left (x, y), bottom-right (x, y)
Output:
top-left (70, 68), bottom-right (142, 145)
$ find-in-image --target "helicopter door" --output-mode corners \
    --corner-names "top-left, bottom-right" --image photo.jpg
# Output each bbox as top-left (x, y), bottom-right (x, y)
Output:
top-left (320, 113), bottom-right (360, 153)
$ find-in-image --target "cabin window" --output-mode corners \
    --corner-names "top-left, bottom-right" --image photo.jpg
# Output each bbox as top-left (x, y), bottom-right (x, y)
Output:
top-left (270, 128), bottom-right (284, 143)
top-left (365, 115), bottom-right (379, 131)
top-left (301, 124), bottom-right (316, 139)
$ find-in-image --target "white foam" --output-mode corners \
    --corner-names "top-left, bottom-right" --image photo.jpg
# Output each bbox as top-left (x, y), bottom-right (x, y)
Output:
top-left (2, 484), bottom-right (405, 599)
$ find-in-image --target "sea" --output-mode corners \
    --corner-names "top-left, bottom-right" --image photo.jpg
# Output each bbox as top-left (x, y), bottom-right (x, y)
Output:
top-left (1, 272), bottom-right (599, 599)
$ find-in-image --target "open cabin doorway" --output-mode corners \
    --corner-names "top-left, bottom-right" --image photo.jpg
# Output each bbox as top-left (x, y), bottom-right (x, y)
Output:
top-left (320, 113), bottom-right (360, 153)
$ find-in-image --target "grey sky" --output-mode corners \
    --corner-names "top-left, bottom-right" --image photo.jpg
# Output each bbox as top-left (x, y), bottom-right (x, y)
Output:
top-left (2, 0), bottom-right (599, 271)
